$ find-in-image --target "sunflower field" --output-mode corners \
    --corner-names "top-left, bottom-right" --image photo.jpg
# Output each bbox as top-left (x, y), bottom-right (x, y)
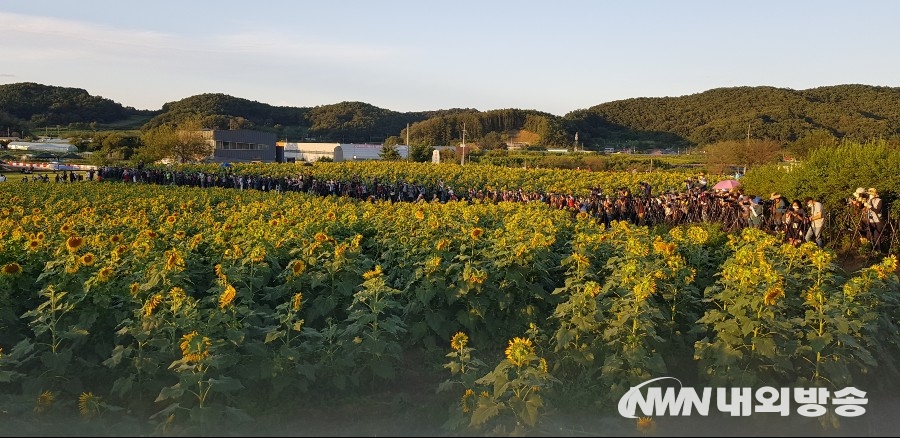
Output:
top-left (0, 177), bottom-right (898, 435)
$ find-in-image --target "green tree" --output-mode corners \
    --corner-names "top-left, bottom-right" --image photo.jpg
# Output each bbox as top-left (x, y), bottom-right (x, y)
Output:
top-left (789, 129), bottom-right (838, 159)
top-left (383, 136), bottom-right (402, 147)
top-left (379, 144), bottom-right (401, 161)
top-left (704, 139), bottom-right (784, 174)
top-left (480, 132), bottom-right (506, 150)
top-left (138, 118), bottom-right (212, 163)
top-left (409, 144), bottom-right (435, 162)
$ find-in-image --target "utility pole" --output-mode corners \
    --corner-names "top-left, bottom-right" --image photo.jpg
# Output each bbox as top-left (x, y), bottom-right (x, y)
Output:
top-left (406, 123), bottom-right (410, 162)
top-left (460, 122), bottom-right (467, 165)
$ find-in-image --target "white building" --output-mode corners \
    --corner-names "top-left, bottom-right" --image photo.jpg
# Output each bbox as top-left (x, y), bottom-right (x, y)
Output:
top-left (7, 139), bottom-right (78, 153)
top-left (278, 142), bottom-right (408, 162)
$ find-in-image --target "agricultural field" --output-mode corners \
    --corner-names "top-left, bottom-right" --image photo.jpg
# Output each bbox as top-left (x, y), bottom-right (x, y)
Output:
top-left (0, 169), bottom-right (898, 436)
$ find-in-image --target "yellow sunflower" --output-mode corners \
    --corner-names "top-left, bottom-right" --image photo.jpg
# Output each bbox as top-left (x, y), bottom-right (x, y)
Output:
top-left (450, 332), bottom-right (469, 351)
top-left (291, 292), bottom-right (303, 312)
top-left (505, 337), bottom-right (535, 367)
top-left (78, 392), bottom-right (102, 419)
top-left (34, 390), bottom-right (54, 414)
top-left (179, 331), bottom-right (211, 363)
top-left (1, 262), bottom-right (22, 276)
top-left (219, 284), bottom-right (236, 309)
top-left (637, 416), bottom-right (655, 434)
top-left (291, 260), bottom-right (306, 276)
top-left (80, 253), bottom-right (96, 266)
top-left (66, 236), bottom-right (84, 252)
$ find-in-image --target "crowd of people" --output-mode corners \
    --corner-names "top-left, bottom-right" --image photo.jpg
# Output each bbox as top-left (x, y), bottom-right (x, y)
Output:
top-left (11, 165), bottom-right (889, 251)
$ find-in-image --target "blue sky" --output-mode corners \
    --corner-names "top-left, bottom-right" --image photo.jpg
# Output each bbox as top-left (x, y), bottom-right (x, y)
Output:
top-left (1, 1), bottom-right (897, 116)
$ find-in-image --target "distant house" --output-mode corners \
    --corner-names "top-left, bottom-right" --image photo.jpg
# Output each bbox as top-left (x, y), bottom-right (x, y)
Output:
top-left (201, 129), bottom-right (277, 163)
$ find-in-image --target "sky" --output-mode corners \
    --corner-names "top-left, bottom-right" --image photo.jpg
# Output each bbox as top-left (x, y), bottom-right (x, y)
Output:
top-left (1, 0), bottom-right (898, 116)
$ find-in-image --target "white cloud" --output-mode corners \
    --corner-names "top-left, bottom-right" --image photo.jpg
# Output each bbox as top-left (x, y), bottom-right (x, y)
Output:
top-left (0, 12), bottom-right (404, 64)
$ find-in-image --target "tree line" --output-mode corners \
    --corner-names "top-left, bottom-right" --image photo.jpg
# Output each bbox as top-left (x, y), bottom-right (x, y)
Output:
top-left (4, 82), bottom-right (900, 158)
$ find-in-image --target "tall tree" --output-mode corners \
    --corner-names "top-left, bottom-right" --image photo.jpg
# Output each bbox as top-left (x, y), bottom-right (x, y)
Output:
top-left (379, 144), bottom-right (401, 161)
top-left (704, 139), bottom-right (784, 174)
top-left (138, 118), bottom-right (212, 163)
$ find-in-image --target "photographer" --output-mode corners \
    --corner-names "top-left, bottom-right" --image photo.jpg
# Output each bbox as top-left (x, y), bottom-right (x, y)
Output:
top-left (804, 196), bottom-right (824, 248)
top-left (783, 199), bottom-right (807, 246)
top-left (865, 188), bottom-right (887, 251)
top-left (748, 196), bottom-right (764, 229)
top-left (769, 193), bottom-right (787, 233)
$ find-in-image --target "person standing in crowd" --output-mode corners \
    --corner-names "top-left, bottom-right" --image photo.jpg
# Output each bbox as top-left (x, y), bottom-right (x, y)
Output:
top-left (748, 196), bottom-right (764, 229)
top-left (769, 193), bottom-right (787, 232)
top-left (804, 196), bottom-right (824, 248)
top-left (865, 188), bottom-right (886, 250)
top-left (697, 173), bottom-right (708, 191)
top-left (783, 199), bottom-right (807, 246)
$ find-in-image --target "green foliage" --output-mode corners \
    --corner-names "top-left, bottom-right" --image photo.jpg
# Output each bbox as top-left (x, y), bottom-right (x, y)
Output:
top-left (569, 85), bottom-right (900, 147)
top-left (695, 229), bottom-right (900, 392)
top-left (0, 82), bottom-right (140, 127)
top-left (741, 139), bottom-right (900, 218)
top-left (379, 144), bottom-right (402, 161)
top-left (142, 93), bottom-right (305, 132)
top-left (442, 334), bottom-right (556, 434)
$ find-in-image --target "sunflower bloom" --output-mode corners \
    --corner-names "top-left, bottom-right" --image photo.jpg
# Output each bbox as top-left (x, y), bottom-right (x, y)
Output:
top-left (314, 232), bottom-right (329, 242)
top-left (130, 282), bottom-right (140, 298)
top-left (66, 236), bottom-right (84, 252)
top-left (34, 390), bottom-right (54, 414)
top-left (291, 260), bottom-right (306, 276)
top-left (80, 253), bottom-right (96, 266)
top-left (98, 266), bottom-right (113, 282)
top-left (571, 253), bottom-right (590, 268)
top-left (637, 416), bottom-right (655, 434)
top-left (36, 231), bottom-right (45, 241)
top-left (109, 234), bottom-right (123, 244)
top-left (415, 210), bottom-right (425, 220)
top-left (436, 238), bottom-right (451, 251)
top-left (219, 284), bottom-right (236, 309)
top-left (170, 287), bottom-right (186, 311)
top-left (27, 239), bottom-right (41, 251)
top-left (763, 286), bottom-right (784, 306)
top-left (505, 337), bottom-right (535, 367)
top-left (425, 256), bottom-right (441, 275)
top-left (460, 389), bottom-right (475, 414)
top-left (144, 294), bottom-right (163, 317)
top-left (363, 265), bottom-right (383, 280)
top-left (250, 246), bottom-right (266, 263)
top-left (166, 215), bottom-right (177, 225)
top-left (1, 262), bottom-right (22, 276)
top-left (164, 249), bottom-right (184, 271)
top-left (291, 292), bottom-right (303, 312)
top-left (450, 332), bottom-right (469, 351)
top-left (470, 227), bottom-right (484, 240)
top-left (78, 392), bottom-right (102, 419)
top-left (179, 331), bottom-right (211, 363)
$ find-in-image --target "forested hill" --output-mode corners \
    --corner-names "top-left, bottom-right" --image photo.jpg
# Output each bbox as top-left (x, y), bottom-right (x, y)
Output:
top-left (566, 85), bottom-right (900, 146)
top-left (3, 82), bottom-right (900, 148)
top-left (0, 82), bottom-right (147, 128)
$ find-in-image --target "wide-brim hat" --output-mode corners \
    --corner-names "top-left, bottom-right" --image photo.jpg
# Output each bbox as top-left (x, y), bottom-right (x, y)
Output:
top-left (770, 192), bottom-right (781, 200)
top-left (853, 187), bottom-right (866, 198)
top-left (867, 187), bottom-right (878, 196)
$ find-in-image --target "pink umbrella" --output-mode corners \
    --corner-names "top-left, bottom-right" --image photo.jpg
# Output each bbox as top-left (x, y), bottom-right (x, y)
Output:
top-left (712, 179), bottom-right (741, 191)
